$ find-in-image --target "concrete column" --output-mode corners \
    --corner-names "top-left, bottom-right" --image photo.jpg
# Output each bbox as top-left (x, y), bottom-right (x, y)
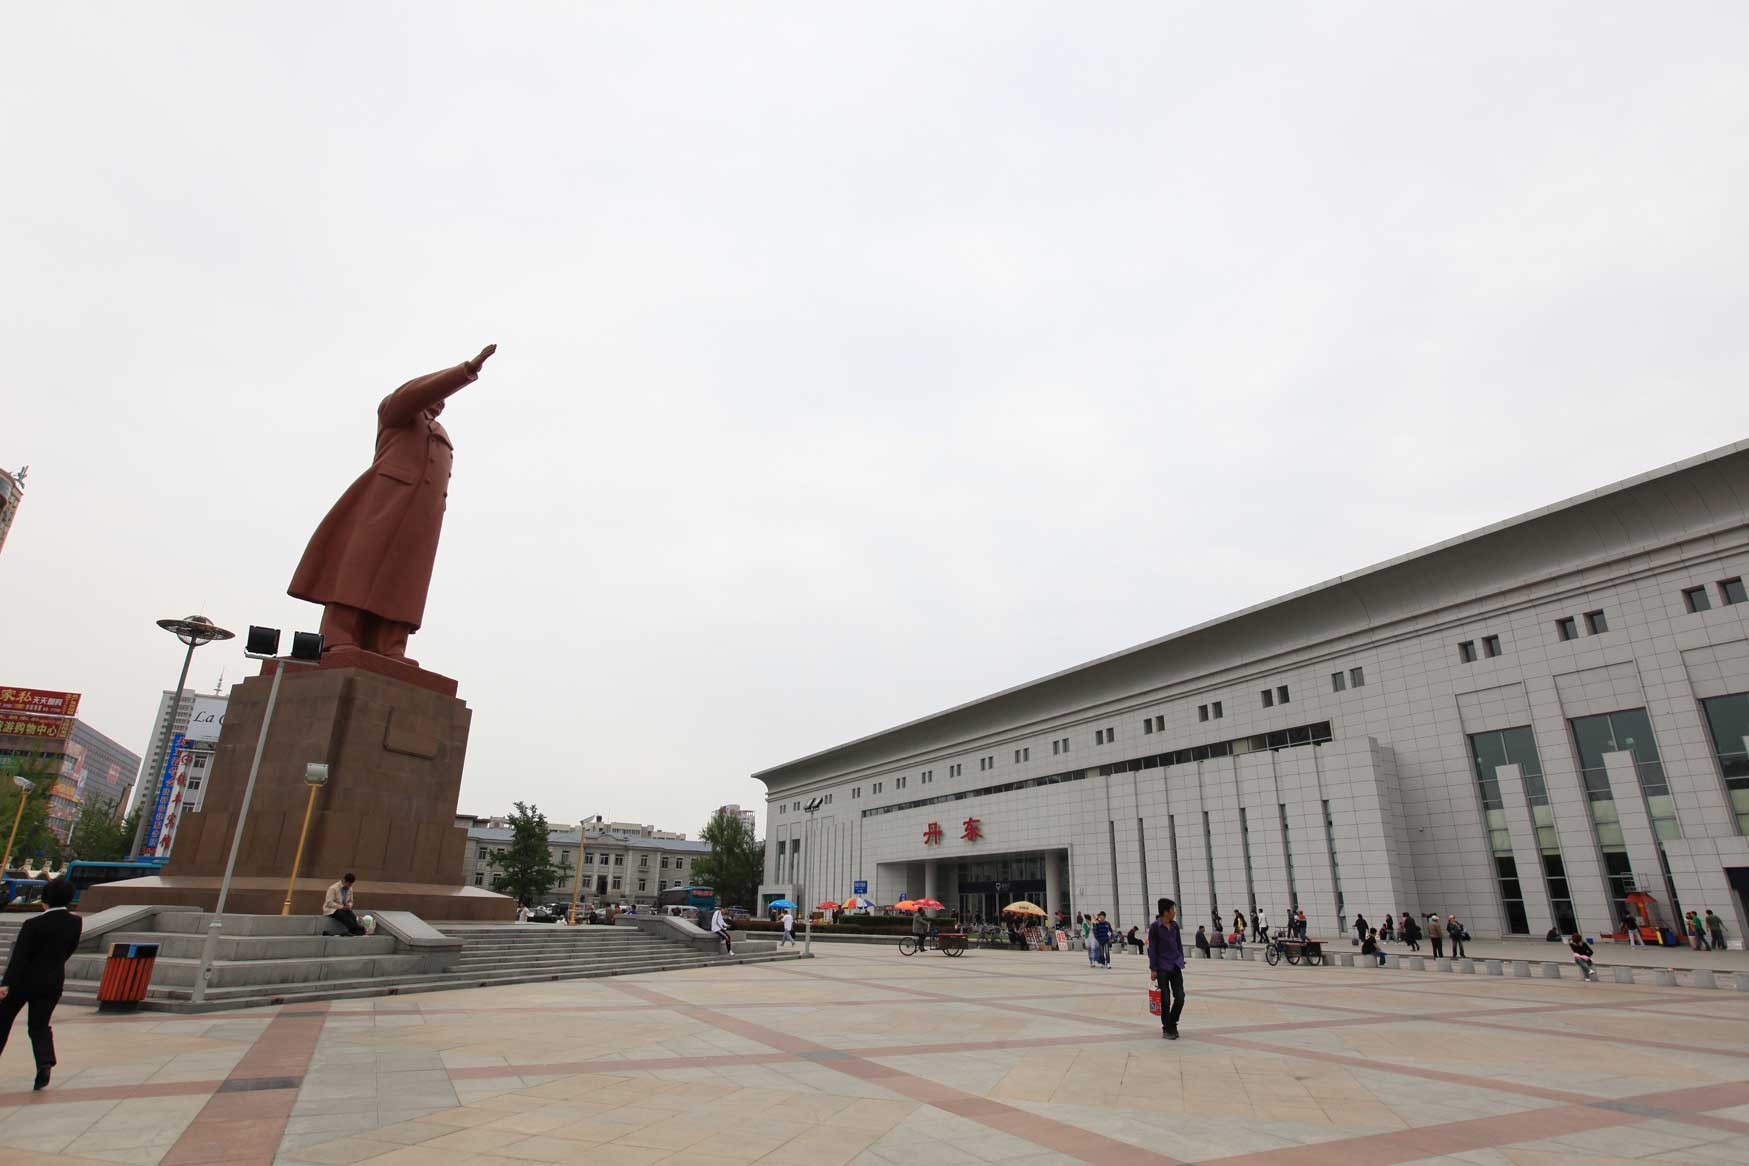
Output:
top-left (1602, 751), bottom-right (1665, 906)
top-left (1495, 764), bottom-right (1556, 936)
top-left (1044, 852), bottom-right (1062, 922)
top-left (924, 861), bottom-right (939, 904)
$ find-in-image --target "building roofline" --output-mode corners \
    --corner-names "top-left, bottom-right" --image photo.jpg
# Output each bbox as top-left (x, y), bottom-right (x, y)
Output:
top-left (752, 437), bottom-right (1749, 786)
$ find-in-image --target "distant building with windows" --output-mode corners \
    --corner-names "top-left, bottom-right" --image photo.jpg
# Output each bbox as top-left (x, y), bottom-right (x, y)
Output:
top-left (716, 804), bottom-right (757, 832)
top-left (456, 815), bottom-right (708, 908)
top-left (0, 465), bottom-right (25, 561)
top-left (756, 441), bottom-right (1749, 946)
top-left (0, 718), bottom-right (141, 845)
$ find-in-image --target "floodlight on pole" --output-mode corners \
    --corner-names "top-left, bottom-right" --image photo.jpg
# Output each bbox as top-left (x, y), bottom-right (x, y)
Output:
top-left (568, 814), bottom-right (605, 924)
top-left (129, 615), bottom-right (235, 861)
top-left (281, 763), bottom-right (331, 916)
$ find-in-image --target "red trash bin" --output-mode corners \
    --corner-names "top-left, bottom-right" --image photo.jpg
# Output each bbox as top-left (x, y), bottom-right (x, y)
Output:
top-left (96, 942), bottom-right (160, 1012)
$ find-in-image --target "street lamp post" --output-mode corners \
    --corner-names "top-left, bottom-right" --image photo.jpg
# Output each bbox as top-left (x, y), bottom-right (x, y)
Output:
top-left (568, 814), bottom-right (604, 924)
top-left (280, 763), bottom-right (331, 915)
top-left (130, 615), bottom-right (235, 861)
top-left (801, 797), bottom-right (822, 955)
top-left (2, 775), bottom-right (36, 872)
top-left (192, 626), bottom-right (322, 1004)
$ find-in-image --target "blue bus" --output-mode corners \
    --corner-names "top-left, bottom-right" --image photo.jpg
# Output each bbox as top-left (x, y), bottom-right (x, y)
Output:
top-left (65, 859), bottom-right (166, 904)
top-left (656, 885), bottom-right (716, 914)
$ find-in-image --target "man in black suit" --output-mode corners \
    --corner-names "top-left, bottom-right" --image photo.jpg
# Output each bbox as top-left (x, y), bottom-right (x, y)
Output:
top-left (0, 877), bottom-right (82, 1090)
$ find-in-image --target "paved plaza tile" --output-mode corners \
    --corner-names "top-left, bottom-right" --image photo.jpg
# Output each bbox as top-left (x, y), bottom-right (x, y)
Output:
top-left (1, 943), bottom-right (1747, 1165)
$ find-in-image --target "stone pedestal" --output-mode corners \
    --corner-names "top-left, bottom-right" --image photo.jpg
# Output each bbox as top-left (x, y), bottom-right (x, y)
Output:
top-left (84, 658), bottom-right (514, 922)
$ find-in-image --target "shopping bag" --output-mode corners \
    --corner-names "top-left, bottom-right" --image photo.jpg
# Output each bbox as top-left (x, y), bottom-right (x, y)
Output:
top-left (1147, 988), bottom-right (1162, 1016)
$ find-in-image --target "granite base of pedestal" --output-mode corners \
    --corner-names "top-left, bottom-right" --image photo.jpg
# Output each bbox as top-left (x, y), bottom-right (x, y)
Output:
top-left (124, 658), bottom-right (513, 923)
top-left (79, 875), bottom-right (513, 922)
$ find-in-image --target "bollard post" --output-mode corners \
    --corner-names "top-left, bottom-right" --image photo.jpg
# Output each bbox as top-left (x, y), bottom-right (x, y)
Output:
top-left (1613, 966), bottom-right (1635, 984)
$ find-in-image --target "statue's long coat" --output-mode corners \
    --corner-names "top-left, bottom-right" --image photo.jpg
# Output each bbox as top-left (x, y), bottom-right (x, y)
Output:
top-left (289, 363), bottom-right (476, 630)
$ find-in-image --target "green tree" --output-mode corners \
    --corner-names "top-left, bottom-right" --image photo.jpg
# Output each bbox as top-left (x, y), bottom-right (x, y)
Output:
top-left (693, 809), bottom-right (763, 910)
top-left (488, 802), bottom-right (562, 906)
top-left (0, 758), bottom-right (58, 873)
top-left (67, 798), bottom-right (139, 863)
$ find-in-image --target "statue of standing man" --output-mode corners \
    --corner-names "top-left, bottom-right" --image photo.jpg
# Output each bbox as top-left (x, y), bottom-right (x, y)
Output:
top-left (290, 344), bottom-right (496, 664)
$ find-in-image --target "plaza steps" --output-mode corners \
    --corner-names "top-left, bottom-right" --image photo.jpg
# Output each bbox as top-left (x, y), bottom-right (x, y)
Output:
top-left (0, 911), bottom-right (803, 1012)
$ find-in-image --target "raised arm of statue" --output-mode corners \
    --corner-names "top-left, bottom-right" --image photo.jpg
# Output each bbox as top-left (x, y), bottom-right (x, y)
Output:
top-left (378, 364), bottom-right (476, 428)
top-left (377, 345), bottom-right (496, 428)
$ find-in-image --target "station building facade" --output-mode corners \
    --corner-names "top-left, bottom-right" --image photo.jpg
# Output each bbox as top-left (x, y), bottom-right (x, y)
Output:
top-left (754, 442), bottom-right (1749, 944)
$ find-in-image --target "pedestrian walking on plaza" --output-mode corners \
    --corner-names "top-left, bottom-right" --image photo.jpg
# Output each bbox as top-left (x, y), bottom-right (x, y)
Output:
top-left (1250, 908), bottom-right (1261, 942)
top-left (0, 878), bottom-right (80, 1091)
top-left (1380, 914), bottom-right (1394, 943)
top-left (1353, 914), bottom-right (1368, 945)
top-left (1448, 916), bottom-right (1467, 959)
top-left (1401, 913), bottom-right (1421, 952)
top-left (1427, 915), bottom-right (1444, 959)
top-left (1569, 933), bottom-right (1598, 981)
top-left (1706, 909), bottom-right (1727, 951)
top-left (1620, 911), bottom-right (1643, 945)
top-left (711, 906), bottom-right (734, 956)
top-left (323, 873), bottom-right (367, 936)
top-left (1148, 897), bottom-right (1186, 1040)
top-left (1687, 911), bottom-right (1712, 951)
top-left (1232, 909), bottom-right (1246, 941)
top-left (1362, 928), bottom-right (1385, 966)
top-left (1294, 909), bottom-right (1308, 939)
top-left (1093, 913), bottom-right (1114, 968)
top-left (778, 910), bottom-right (796, 946)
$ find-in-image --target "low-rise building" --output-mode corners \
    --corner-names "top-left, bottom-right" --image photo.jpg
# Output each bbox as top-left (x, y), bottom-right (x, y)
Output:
top-left (457, 816), bottom-right (709, 908)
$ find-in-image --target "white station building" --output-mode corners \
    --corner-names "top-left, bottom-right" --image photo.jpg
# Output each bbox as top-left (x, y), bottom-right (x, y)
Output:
top-left (754, 442), bottom-right (1749, 944)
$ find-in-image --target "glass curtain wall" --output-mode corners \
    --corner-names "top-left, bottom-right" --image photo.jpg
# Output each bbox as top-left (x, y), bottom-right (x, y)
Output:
top-left (1469, 727), bottom-right (1574, 933)
top-left (1700, 693), bottom-right (1749, 834)
top-left (1568, 708), bottom-right (1681, 923)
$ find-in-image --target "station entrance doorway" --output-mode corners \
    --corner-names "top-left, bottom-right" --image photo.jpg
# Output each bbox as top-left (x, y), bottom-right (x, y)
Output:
top-left (952, 854), bottom-right (1058, 924)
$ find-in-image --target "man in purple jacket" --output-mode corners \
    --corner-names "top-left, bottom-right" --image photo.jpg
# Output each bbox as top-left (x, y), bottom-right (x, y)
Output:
top-left (1147, 897), bottom-right (1186, 1040)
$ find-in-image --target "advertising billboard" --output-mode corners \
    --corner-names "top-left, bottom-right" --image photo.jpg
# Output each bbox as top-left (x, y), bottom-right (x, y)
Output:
top-left (0, 713), bottom-right (75, 740)
top-left (185, 695), bottom-right (228, 743)
top-left (142, 734), bottom-right (189, 858)
top-left (0, 687), bottom-right (81, 717)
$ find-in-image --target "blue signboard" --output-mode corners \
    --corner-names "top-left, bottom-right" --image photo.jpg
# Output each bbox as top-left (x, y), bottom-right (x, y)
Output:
top-left (853, 880), bottom-right (868, 896)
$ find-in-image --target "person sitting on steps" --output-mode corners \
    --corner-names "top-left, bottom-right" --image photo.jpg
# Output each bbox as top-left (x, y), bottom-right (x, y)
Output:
top-left (323, 872), bottom-right (367, 936)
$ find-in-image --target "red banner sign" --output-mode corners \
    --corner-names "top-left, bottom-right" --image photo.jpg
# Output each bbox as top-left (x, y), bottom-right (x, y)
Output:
top-left (0, 713), bottom-right (75, 740)
top-left (0, 687), bottom-right (80, 717)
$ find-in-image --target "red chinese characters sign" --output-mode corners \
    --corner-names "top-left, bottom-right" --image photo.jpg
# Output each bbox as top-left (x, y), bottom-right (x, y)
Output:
top-left (922, 822), bottom-right (943, 845)
top-left (0, 713), bottom-right (74, 740)
top-left (961, 817), bottom-right (982, 842)
top-left (0, 687), bottom-right (80, 717)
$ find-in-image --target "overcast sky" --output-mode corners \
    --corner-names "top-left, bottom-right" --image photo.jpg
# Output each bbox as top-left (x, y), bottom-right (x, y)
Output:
top-left (5, 5), bottom-right (1747, 838)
